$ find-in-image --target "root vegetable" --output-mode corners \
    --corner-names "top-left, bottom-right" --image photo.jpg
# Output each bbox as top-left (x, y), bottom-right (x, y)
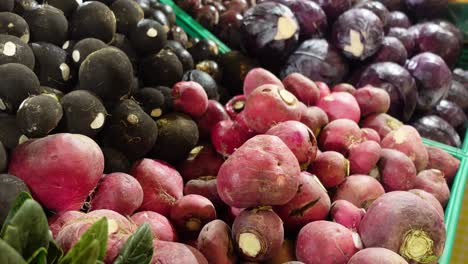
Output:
top-left (330, 200), bottom-right (366, 230)
top-left (360, 113), bottom-right (403, 139)
top-left (332, 83), bottom-right (356, 94)
top-left (361, 128), bottom-right (381, 143)
top-left (196, 100), bottom-right (230, 139)
top-left (425, 146), bottom-right (460, 184)
top-left (409, 189), bottom-right (444, 219)
top-left (333, 175), bottom-right (385, 209)
top-left (282, 73), bottom-right (320, 106)
top-left (348, 141), bottom-right (381, 175)
top-left (378, 149), bottom-right (417, 191)
top-left (170, 194), bottom-right (217, 236)
top-left (353, 85), bottom-right (391, 116)
top-left (217, 135), bottom-right (301, 208)
top-left (152, 240), bottom-right (208, 264)
top-left (101, 147), bottom-right (130, 174)
top-left (316, 81), bottom-right (331, 100)
top-left (131, 211), bottom-right (177, 242)
top-left (348, 247), bottom-right (409, 264)
top-left (317, 92), bottom-right (361, 123)
top-left (197, 220), bottom-right (237, 264)
top-left (232, 207), bottom-right (284, 262)
top-left (243, 68), bottom-right (283, 96)
top-left (178, 144), bottom-right (224, 182)
top-left (318, 119), bottom-right (362, 155)
top-left (300, 106), bottom-right (329, 138)
top-left (414, 169), bottom-right (450, 207)
top-left (309, 151), bottom-right (349, 188)
top-left (184, 177), bottom-right (222, 208)
top-left (225, 95), bottom-right (246, 119)
top-left (359, 191), bottom-right (446, 263)
top-left (211, 119), bottom-right (254, 157)
top-left (172, 81), bottom-right (209, 118)
top-left (48, 211), bottom-right (85, 238)
top-left (265, 239), bottom-right (296, 264)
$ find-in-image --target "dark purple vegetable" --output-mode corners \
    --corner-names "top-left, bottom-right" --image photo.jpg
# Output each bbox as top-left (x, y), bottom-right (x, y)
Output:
top-left (369, 36), bottom-right (407, 65)
top-left (312, 0), bottom-right (352, 22)
top-left (433, 19), bottom-right (464, 47)
top-left (387, 27), bottom-right (415, 55)
top-left (194, 5), bottom-right (219, 32)
top-left (280, 38), bottom-right (349, 85)
top-left (446, 80), bottom-right (468, 112)
top-left (453, 68), bottom-right (468, 87)
top-left (387, 11), bottom-right (411, 28)
top-left (432, 100), bottom-right (467, 129)
top-left (404, 0), bottom-right (448, 20)
top-left (215, 10), bottom-right (243, 50)
top-left (240, 2), bottom-right (299, 68)
top-left (412, 115), bottom-right (461, 147)
top-left (331, 8), bottom-right (384, 60)
top-left (405, 52), bottom-right (452, 111)
top-left (375, 0), bottom-right (404, 11)
top-left (174, 0), bottom-right (201, 14)
top-left (354, 1), bottom-right (390, 29)
top-left (357, 62), bottom-right (417, 122)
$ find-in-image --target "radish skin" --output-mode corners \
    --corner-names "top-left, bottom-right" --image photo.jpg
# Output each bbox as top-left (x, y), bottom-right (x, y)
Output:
top-left (414, 169), bottom-right (450, 207)
top-left (282, 73), bottom-right (320, 106)
top-left (333, 175), bottom-right (385, 209)
top-left (131, 211), bottom-right (177, 242)
top-left (330, 200), bottom-right (366, 230)
top-left (348, 141), bottom-right (381, 175)
top-left (318, 119), bottom-right (362, 155)
top-left (347, 247), bottom-right (409, 264)
top-left (317, 92), bottom-right (361, 123)
top-left (243, 68), bottom-right (283, 96)
top-left (309, 151), bottom-right (349, 188)
top-left (197, 220), bottom-right (237, 264)
top-left (378, 149), bottom-right (417, 191)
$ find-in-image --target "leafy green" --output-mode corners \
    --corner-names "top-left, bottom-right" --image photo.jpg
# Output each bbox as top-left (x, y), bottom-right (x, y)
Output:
top-left (113, 224), bottom-right (154, 264)
top-left (72, 239), bottom-right (101, 264)
top-left (0, 192), bottom-right (32, 234)
top-left (0, 238), bottom-right (27, 264)
top-left (26, 247), bottom-right (47, 264)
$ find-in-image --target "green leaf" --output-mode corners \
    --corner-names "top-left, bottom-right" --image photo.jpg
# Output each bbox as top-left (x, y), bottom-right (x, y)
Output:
top-left (113, 223), bottom-right (154, 264)
top-left (1, 192), bottom-right (32, 234)
top-left (59, 218), bottom-right (108, 264)
top-left (47, 237), bottom-right (63, 264)
top-left (73, 239), bottom-right (101, 264)
top-left (0, 238), bottom-right (27, 264)
top-left (1, 199), bottom-right (50, 260)
top-left (26, 247), bottom-right (47, 264)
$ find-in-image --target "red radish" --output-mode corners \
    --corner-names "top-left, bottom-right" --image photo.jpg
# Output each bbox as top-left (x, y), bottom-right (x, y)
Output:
top-left (353, 85), bottom-right (391, 117)
top-left (184, 177), bottom-right (222, 208)
top-left (232, 207), bottom-right (284, 262)
top-left (282, 73), bottom-right (320, 106)
top-left (316, 92), bottom-right (361, 123)
top-left (89, 172), bottom-right (143, 216)
top-left (225, 95), bottom-right (247, 118)
top-left (361, 113), bottom-right (403, 139)
top-left (359, 191), bottom-right (446, 263)
top-left (197, 220), bottom-right (237, 264)
top-left (131, 211), bottom-right (177, 242)
top-left (266, 121), bottom-right (318, 169)
top-left (348, 141), bottom-right (381, 175)
top-left (196, 100), bottom-right (230, 139)
top-left (152, 240), bottom-right (208, 264)
top-left (381, 125), bottom-right (429, 171)
top-left (378, 149), bottom-right (417, 191)
top-left (274, 172), bottom-right (331, 233)
top-left (296, 221), bottom-right (362, 264)
top-left (211, 119), bottom-right (254, 157)
top-left (170, 194), bottom-right (217, 236)
top-left (360, 128), bottom-right (381, 143)
top-left (178, 144), bottom-right (224, 182)
top-left (217, 135), bottom-right (301, 208)
top-left (332, 83), bottom-right (356, 93)
top-left (409, 189), bottom-right (444, 219)
top-left (318, 119), bottom-right (363, 155)
top-left (300, 106), bottom-right (329, 137)
top-left (243, 68), bottom-right (283, 96)
top-left (9, 133), bottom-right (104, 212)
top-left (49, 211), bottom-right (85, 238)
top-left (347, 247), bottom-right (409, 264)
top-left (333, 175), bottom-right (385, 209)
top-left (309, 151), bottom-right (349, 188)
top-left (172, 81), bottom-right (209, 118)
top-left (330, 200), bottom-right (366, 230)
top-left (425, 146), bottom-right (460, 184)
top-left (265, 240), bottom-right (297, 264)
top-left (316, 81), bottom-right (330, 100)
top-left (243, 84), bottom-right (302, 133)
top-left (414, 169), bottom-right (450, 207)
top-left (131, 159), bottom-right (184, 216)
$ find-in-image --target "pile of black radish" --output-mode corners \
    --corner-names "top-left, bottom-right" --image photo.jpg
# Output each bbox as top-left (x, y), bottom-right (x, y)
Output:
top-left (0, 1), bottom-right (463, 264)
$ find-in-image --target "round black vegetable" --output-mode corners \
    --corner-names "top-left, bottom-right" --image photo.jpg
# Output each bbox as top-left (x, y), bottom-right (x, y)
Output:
top-left (60, 90), bottom-right (108, 138)
top-left (16, 94), bottom-right (63, 138)
top-left (71, 38), bottom-right (107, 67)
top-left (168, 25), bottom-right (189, 48)
top-left (0, 114), bottom-right (23, 150)
top-left (0, 174), bottom-right (30, 226)
top-left (196, 60), bottom-right (222, 82)
top-left (0, 34), bottom-right (35, 69)
top-left (150, 112), bottom-right (199, 164)
top-left (0, 12), bottom-right (30, 43)
top-left (182, 69), bottom-right (219, 100)
top-left (151, 2), bottom-right (176, 26)
top-left (79, 47), bottom-right (134, 102)
top-left (111, 0), bottom-right (144, 35)
top-left (194, 5), bottom-right (219, 32)
top-left (0, 141), bottom-right (7, 172)
top-left (150, 9), bottom-right (171, 31)
top-left (37, 0), bottom-right (79, 18)
top-left (102, 147), bottom-right (130, 174)
top-left (104, 99), bottom-right (158, 159)
top-left (70, 1), bottom-right (117, 43)
top-left (164, 40), bottom-right (194, 72)
top-left (215, 10), bottom-right (243, 50)
top-left (23, 5), bottom-right (68, 46)
top-left (0, 63), bottom-right (41, 112)
top-left (13, 0), bottom-right (38, 15)
top-left (30, 42), bottom-right (74, 91)
top-left (129, 19), bottom-right (167, 55)
top-left (153, 86), bottom-right (173, 111)
top-left (218, 50), bottom-right (258, 95)
top-left (0, 0), bottom-right (14, 12)
top-left (133, 87), bottom-right (166, 118)
top-left (41, 86), bottom-right (64, 99)
top-left (412, 115), bottom-right (461, 147)
top-left (61, 39), bottom-right (76, 53)
top-left (139, 48), bottom-right (183, 87)
top-left (109, 33), bottom-right (138, 70)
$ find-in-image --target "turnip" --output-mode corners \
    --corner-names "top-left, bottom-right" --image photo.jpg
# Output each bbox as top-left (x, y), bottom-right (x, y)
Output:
top-left (378, 149), bottom-right (417, 191)
top-left (318, 119), bottom-right (363, 155)
top-left (347, 247), bottom-right (409, 264)
top-left (48, 211), bottom-right (85, 238)
top-left (264, 239), bottom-right (296, 264)
top-left (131, 211), bottom-right (177, 242)
top-left (152, 240), bottom-right (208, 264)
top-left (361, 128), bottom-right (381, 143)
top-left (196, 100), bottom-right (230, 139)
top-left (409, 189), bottom-right (444, 219)
top-left (316, 81), bottom-right (330, 100)
top-left (243, 84), bottom-right (302, 133)
top-left (317, 92), bottom-right (361, 123)
top-left (243, 68), bottom-right (283, 96)
top-left (8, 133), bottom-right (104, 212)
top-left (353, 85), bottom-right (391, 116)
top-left (381, 125), bottom-right (429, 171)
top-left (282, 73), bottom-right (320, 106)
top-left (274, 172), bottom-right (331, 233)
top-left (170, 194), bottom-right (217, 236)
top-left (309, 151), bottom-right (349, 188)
top-left (414, 169), bottom-right (450, 207)
top-left (300, 106), bottom-right (329, 137)
top-left (332, 83), bottom-right (357, 94)
top-left (90, 172), bottom-right (143, 216)
top-left (211, 118), bottom-right (255, 157)
top-left (333, 175), bottom-right (385, 209)
top-left (348, 141), bottom-right (381, 175)
top-left (130, 159), bottom-right (184, 216)
top-left (178, 144), bottom-right (224, 182)
top-left (296, 221), bottom-right (362, 264)
top-left (184, 177), bottom-right (222, 208)
top-left (232, 207), bottom-right (284, 262)
top-left (225, 95), bottom-right (247, 119)
top-left (172, 81), bottom-right (209, 118)
top-left (266, 121), bottom-right (318, 169)
top-left (217, 135), bottom-right (301, 208)
top-left (359, 191), bottom-right (446, 263)
top-left (361, 113), bottom-right (403, 139)
top-left (197, 220), bottom-right (237, 264)
top-left (425, 146), bottom-right (460, 183)
top-left (330, 200), bottom-right (366, 230)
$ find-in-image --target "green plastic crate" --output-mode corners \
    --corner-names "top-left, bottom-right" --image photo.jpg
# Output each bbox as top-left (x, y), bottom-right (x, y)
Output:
top-left (162, 1), bottom-right (468, 262)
